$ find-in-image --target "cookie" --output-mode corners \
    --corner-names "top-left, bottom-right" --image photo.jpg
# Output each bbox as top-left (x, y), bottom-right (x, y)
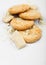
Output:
top-left (19, 10), bottom-right (41, 20)
top-left (19, 25), bottom-right (42, 43)
top-left (10, 17), bottom-right (34, 30)
top-left (8, 4), bottom-right (30, 14)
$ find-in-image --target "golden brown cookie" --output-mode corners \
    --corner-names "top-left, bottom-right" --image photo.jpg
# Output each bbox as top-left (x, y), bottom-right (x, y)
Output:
top-left (10, 17), bottom-right (34, 30)
top-left (19, 10), bottom-right (41, 20)
top-left (19, 25), bottom-right (42, 43)
top-left (8, 4), bottom-right (30, 14)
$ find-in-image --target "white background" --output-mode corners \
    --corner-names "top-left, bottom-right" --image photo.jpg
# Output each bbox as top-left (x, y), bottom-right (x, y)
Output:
top-left (0, 0), bottom-right (46, 65)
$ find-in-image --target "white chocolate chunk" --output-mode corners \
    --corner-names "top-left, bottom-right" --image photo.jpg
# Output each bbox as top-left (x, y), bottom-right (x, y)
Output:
top-left (3, 15), bottom-right (14, 23)
top-left (10, 30), bottom-right (26, 49)
top-left (30, 5), bottom-right (38, 10)
top-left (6, 11), bottom-right (10, 16)
top-left (3, 12), bottom-right (14, 23)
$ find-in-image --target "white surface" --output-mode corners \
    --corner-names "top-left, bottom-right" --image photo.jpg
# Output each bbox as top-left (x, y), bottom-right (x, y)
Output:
top-left (0, 0), bottom-right (46, 65)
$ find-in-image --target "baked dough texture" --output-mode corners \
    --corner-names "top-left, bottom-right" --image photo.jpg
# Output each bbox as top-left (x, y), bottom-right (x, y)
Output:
top-left (10, 17), bottom-right (34, 30)
top-left (9, 4), bottom-right (30, 14)
top-left (19, 25), bottom-right (42, 43)
top-left (19, 10), bottom-right (41, 20)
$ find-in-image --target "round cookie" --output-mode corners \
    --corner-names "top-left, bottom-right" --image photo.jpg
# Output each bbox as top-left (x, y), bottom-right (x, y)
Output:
top-left (10, 17), bottom-right (34, 30)
top-left (19, 25), bottom-right (42, 43)
top-left (19, 10), bottom-right (41, 20)
top-left (8, 4), bottom-right (30, 14)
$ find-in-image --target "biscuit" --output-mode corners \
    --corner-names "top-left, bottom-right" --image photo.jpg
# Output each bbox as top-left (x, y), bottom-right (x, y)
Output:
top-left (19, 25), bottom-right (42, 43)
top-left (10, 17), bottom-right (34, 30)
top-left (19, 10), bottom-right (41, 20)
top-left (8, 4), bottom-right (30, 14)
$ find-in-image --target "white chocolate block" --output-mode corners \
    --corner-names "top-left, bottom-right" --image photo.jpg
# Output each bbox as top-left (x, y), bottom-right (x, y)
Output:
top-left (30, 5), bottom-right (38, 10)
top-left (3, 15), bottom-right (14, 23)
top-left (10, 30), bottom-right (26, 49)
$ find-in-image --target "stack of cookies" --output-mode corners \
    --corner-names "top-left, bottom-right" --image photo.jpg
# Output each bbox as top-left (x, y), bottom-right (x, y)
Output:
top-left (3, 4), bottom-right (42, 49)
